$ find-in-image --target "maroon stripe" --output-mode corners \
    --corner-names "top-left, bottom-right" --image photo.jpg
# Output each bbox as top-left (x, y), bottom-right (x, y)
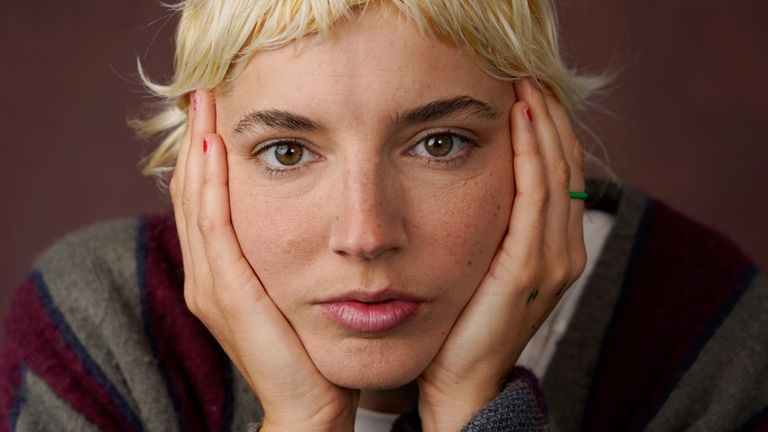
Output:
top-left (0, 277), bottom-right (132, 432)
top-left (142, 213), bottom-right (233, 432)
top-left (0, 279), bottom-right (35, 432)
top-left (584, 201), bottom-right (753, 430)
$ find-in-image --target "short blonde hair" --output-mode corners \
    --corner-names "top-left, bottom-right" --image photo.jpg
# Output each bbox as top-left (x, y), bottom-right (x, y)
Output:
top-left (136, 0), bottom-right (607, 179)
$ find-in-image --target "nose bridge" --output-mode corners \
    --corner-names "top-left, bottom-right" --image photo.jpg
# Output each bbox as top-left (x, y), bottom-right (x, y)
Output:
top-left (330, 152), bottom-right (405, 259)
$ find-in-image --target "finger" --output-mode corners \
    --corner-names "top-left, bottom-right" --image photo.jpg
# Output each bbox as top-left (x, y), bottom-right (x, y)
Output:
top-left (184, 90), bottom-right (216, 224)
top-left (439, 101), bottom-right (548, 366)
top-left (546, 95), bottom-right (587, 285)
top-left (198, 134), bottom-right (322, 390)
top-left (515, 78), bottom-right (571, 244)
top-left (183, 91), bottom-right (216, 296)
top-left (172, 92), bottom-right (196, 202)
top-left (515, 78), bottom-right (572, 294)
top-left (492, 100), bottom-right (548, 290)
top-left (172, 93), bottom-right (195, 283)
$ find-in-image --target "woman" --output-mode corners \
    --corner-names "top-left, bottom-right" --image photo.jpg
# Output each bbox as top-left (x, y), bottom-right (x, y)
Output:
top-left (1, 1), bottom-right (766, 431)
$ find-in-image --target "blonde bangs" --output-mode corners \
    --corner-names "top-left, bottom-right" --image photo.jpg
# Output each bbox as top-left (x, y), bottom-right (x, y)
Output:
top-left (136, 0), bottom-right (607, 179)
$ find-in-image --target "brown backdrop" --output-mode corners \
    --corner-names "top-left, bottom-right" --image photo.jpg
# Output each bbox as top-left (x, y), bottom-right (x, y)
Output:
top-left (1, 1), bottom-right (767, 322)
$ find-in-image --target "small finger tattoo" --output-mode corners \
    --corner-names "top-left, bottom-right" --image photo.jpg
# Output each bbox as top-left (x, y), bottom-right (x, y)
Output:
top-left (527, 288), bottom-right (539, 304)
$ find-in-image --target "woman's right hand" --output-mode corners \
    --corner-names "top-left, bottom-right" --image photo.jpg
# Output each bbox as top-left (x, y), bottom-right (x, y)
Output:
top-left (170, 90), bottom-right (359, 432)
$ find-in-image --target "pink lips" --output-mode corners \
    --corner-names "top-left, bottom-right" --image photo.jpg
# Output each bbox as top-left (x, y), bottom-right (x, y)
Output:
top-left (319, 291), bottom-right (423, 333)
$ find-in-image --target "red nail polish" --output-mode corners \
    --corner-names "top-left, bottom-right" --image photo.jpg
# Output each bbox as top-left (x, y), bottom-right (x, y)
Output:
top-left (203, 138), bottom-right (209, 153)
top-left (524, 107), bottom-right (533, 123)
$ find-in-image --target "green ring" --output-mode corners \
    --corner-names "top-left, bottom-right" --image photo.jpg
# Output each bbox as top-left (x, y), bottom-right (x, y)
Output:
top-left (569, 191), bottom-right (589, 200)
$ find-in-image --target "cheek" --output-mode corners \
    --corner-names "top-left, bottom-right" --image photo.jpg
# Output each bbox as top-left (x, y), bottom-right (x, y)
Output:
top-left (409, 164), bottom-right (514, 303)
top-left (227, 158), bottom-right (325, 289)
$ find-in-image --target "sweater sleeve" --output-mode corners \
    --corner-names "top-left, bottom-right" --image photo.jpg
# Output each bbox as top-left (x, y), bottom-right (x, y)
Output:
top-left (1, 216), bottom-right (261, 432)
top-left (460, 368), bottom-right (551, 432)
top-left (0, 219), bottom-right (168, 432)
top-left (391, 367), bottom-right (552, 432)
top-left (0, 275), bottom-right (98, 432)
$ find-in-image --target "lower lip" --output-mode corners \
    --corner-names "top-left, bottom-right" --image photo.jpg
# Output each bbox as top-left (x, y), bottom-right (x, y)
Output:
top-left (321, 300), bottom-right (422, 333)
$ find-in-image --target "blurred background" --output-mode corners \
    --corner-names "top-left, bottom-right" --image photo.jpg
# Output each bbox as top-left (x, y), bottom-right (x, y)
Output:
top-left (1, 1), bottom-right (767, 324)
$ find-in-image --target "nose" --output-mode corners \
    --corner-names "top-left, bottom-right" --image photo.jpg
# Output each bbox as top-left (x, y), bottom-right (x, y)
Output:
top-left (328, 163), bottom-right (407, 260)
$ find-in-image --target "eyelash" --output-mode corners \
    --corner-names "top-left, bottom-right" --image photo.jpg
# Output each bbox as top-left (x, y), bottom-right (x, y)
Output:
top-left (251, 139), bottom-right (319, 177)
top-left (251, 130), bottom-right (478, 177)
top-left (407, 130), bottom-right (477, 168)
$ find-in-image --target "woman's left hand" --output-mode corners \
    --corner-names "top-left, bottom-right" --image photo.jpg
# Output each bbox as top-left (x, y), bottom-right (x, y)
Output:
top-left (416, 78), bottom-right (588, 432)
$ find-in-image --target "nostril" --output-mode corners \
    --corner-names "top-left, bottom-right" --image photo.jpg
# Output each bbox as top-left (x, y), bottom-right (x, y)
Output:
top-left (334, 249), bottom-right (351, 257)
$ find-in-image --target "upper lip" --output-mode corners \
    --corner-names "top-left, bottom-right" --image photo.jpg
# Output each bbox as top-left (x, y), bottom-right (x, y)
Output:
top-left (318, 289), bottom-right (427, 304)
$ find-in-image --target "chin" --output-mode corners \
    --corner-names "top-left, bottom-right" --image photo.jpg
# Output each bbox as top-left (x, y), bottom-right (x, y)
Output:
top-left (306, 336), bottom-right (437, 390)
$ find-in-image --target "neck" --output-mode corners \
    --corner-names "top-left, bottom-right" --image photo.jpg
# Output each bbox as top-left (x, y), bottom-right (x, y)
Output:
top-left (358, 381), bottom-right (419, 414)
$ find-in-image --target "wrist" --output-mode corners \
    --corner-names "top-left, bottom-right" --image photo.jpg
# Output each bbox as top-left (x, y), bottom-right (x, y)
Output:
top-left (260, 408), bottom-right (356, 432)
top-left (418, 387), bottom-right (498, 432)
top-left (423, 368), bottom-right (550, 432)
top-left (259, 418), bottom-right (355, 432)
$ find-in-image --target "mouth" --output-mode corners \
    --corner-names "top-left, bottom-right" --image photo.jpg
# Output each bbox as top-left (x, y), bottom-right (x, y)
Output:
top-left (318, 290), bottom-right (425, 333)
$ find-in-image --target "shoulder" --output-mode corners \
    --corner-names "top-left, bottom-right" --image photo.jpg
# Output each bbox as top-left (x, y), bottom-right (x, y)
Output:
top-left (0, 214), bottom-right (180, 429)
top-left (34, 213), bottom-right (179, 281)
top-left (35, 216), bottom-right (144, 280)
top-left (570, 179), bottom-right (768, 430)
top-left (586, 178), bottom-right (759, 282)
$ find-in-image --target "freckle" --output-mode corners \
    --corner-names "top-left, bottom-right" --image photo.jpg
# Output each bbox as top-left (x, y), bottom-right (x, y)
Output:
top-left (467, 260), bottom-right (472, 266)
top-left (497, 204), bottom-right (501, 211)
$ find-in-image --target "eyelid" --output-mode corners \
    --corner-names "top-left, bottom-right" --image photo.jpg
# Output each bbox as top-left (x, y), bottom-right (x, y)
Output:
top-left (252, 137), bottom-right (316, 156)
top-left (251, 138), bottom-right (322, 176)
top-left (407, 129), bottom-right (478, 159)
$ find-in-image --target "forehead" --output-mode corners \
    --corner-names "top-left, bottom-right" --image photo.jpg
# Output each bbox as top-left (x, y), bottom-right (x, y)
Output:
top-left (219, 4), bottom-right (512, 128)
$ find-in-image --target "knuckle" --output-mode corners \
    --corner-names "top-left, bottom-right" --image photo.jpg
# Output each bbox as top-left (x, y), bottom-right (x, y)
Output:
top-left (184, 286), bottom-right (200, 316)
top-left (552, 264), bottom-right (570, 286)
top-left (548, 263), bottom-right (572, 298)
top-left (570, 246), bottom-right (588, 282)
top-left (518, 273), bottom-right (539, 290)
top-left (197, 212), bottom-right (216, 237)
top-left (516, 261), bottom-right (543, 288)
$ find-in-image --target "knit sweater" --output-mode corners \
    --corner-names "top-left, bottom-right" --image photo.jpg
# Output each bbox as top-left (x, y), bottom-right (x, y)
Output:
top-left (1, 181), bottom-right (766, 431)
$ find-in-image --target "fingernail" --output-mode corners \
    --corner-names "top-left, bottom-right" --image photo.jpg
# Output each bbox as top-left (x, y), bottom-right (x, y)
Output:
top-left (203, 138), bottom-right (209, 154)
top-left (524, 106), bottom-right (533, 123)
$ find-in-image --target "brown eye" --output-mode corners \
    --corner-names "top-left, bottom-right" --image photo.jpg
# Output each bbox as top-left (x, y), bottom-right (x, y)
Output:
top-left (424, 134), bottom-right (455, 157)
top-left (273, 143), bottom-right (303, 166)
top-left (257, 140), bottom-right (319, 173)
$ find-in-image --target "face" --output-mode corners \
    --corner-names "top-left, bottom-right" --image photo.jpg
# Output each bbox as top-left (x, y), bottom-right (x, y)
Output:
top-left (216, 4), bottom-right (515, 390)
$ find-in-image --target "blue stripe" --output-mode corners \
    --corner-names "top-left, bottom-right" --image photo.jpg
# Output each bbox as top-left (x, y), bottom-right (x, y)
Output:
top-left (220, 361), bottom-right (234, 432)
top-left (735, 405), bottom-right (768, 431)
top-left (30, 270), bottom-right (144, 432)
top-left (635, 264), bottom-right (759, 429)
top-left (8, 365), bottom-right (27, 431)
top-left (136, 216), bottom-right (187, 432)
top-left (581, 198), bottom-right (656, 431)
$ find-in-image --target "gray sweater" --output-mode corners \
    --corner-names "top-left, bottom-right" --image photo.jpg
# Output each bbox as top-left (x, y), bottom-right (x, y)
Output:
top-left (1, 181), bottom-right (766, 431)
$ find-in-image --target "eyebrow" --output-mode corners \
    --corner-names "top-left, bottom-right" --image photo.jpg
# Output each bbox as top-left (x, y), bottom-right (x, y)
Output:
top-left (395, 96), bottom-right (500, 125)
top-left (232, 95), bottom-right (499, 135)
top-left (233, 109), bottom-right (322, 135)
